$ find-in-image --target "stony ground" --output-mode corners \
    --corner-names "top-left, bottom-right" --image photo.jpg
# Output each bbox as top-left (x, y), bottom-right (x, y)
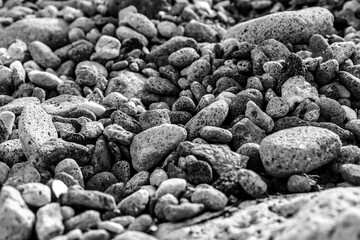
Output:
top-left (2, 0), bottom-right (360, 239)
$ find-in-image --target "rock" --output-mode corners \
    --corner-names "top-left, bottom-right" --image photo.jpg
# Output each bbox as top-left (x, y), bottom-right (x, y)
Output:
top-left (266, 97), bottom-right (290, 118)
top-left (0, 162), bottom-right (10, 184)
top-left (82, 229), bottom-right (109, 240)
top-left (331, 41), bottom-right (356, 65)
top-left (36, 203), bottom-right (64, 240)
top-left (123, 13), bottom-right (157, 38)
top-left (224, 7), bottom-right (334, 44)
top-left (188, 160), bottom-right (213, 185)
top-left (95, 35), bottom-right (121, 60)
top-left (139, 109), bottom-right (171, 130)
top-left (164, 203), bottom-right (205, 222)
top-left (131, 124), bottom-right (187, 171)
top-left (186, 59), bottom-right (212, 83)
top-left (41, 95), bottom-right (88, 117)
top-left (340, 164), bottom-right (360, 186)
top-left (104, 124), bottom-right (134, 145)
top-left (229, 88), bottom-right (263, 120)
top-left (68, 40), bottom-right (95, 63)
top-left (157, 21), bottom-right (179, 39)
top-left (75, 61), bottom-right (108, 87)
top-left (309, 34), bottom-right (334, 61)
top-left (0, 111), bottom-right (15, 136)
top-left (191, 187), bottom-right (228, 211)
top-left (315, 59), bottom-right (339, 85)
top-left (0, 97), bottom-right (40, 115)
top-left (260, 126), bottom-right (342, 177)
top-left (237, 169), bottom-right (267, 198)
top-left (245, 100), bottom-right (274, 133)
top-left (150, 169), bottom-right (168, 187)
top-left (64, 210), bottom-right (100, 232)
top-left (168, 47), bottom-right (200, 69)
top-left (145, 76), bottom-right (180, 95)
top-left (105, 70), bottom-right (146, 99)
top-left (5, 161), bottom-right (41, 187)
top-left (154, 193), bottom-right (179, 221)
top-left (191, 144), bottom-right (248, 175)
top-left (28, 41), bottom-right (61, 69)
top-left (97, 221), bottom-right (124, 234)
top-left (18, 183), bottom-right (51, 208)
top-left (112, 231), bottom-right (158, 240)
top-left (0, 186), bottom-right (35, 240)
top-left (86, 172), bottom-right (118, 192)
top-left (185, 20), bottom-right (218, 43)
top-left (116, 26), bottom-right (148, 46)
top-left (127, 214), bottom-right (152, 232)
top-left (80, 121), bottom-right (104, 139)
top-left (331, 145), bottom-right (360, 173)
top-left (18, 104), bottom-right (57, 158)
top-left (281, 75), bottom-right (319, 110)
top-left (338, 71), bottom-right (360, 100)
top-left (148, 36), bottom-right (197, 67)
top-left (28, 70), bottom-right (63, 90)
top-left (118, 189), bottom-right (149, 217)
top-left (59, 190), bottom-right (116, 211)
top-left (155, 178), bottom-right (187, 199)
top-left (185, 100), bottom-right (228, 140)
top-left (0, 18), bottom-right (69, 49)
top-left (55, 158), bottom-right (84, 188)
top-left (110, 215), bottom-right (135, 228)
top-left (198, 126), bottom-right (233, 144)
top-left (231, 118), bottom-right (266, 150)
top-left (124, 171), bottom-right (150, 195)
top-left (287, 174), bottom-right (312, 193)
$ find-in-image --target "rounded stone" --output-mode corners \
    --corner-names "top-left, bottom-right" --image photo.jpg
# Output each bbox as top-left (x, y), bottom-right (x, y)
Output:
top-left (224, 7), bottom-right (334, 45)
top-left (340, 164), bottom-right (360, 186)
top-left (155, 178), bottom-right (187, 199)
top-left (260, 126), bottom-right (342, 177)
top-left (117, 189), bottom-right (149, 217)
top-left (85, 172), bottom-right (118, 192)
top-left (287, 174), bottom-right (312, 193)
top-left (237, 169), bottom-right (267, 198)
top-left (191, 187), bottom-right (228, 211)
top-left (168, 47), bottom-right (200, 69)
top-left (95, 35), bottom-right (121, 60)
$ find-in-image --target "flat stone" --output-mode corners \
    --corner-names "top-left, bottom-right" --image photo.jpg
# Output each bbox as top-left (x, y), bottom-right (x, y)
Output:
top-left (41, 95), bottom-right (88, 117)
top-left (28, 70), bottom-right (63, 89)
top-left (28, 41), bottom-right (61, 69)
top-left (185, 100), bottom-right (228, 140)
top-left (0, 97), bottom-right (40, 115)
top-left (224, 7), bottom-right (334, 44)
top-left (64, 210), bottom-right (100, 232)
top-left (123, 13), bottom-right (157, 38)
top-left (131, 124), bottom-right (187, 171)
top-left (0, 18), bottom-right (69, 49)
top-left (36, 203), bottom-right (64, 240)
top-left (260, 126), bottom-right (342, 177)
top-left (237, 169), bottom-right (267, 198)
top-left (18, 183), bottom-right (51, 208)
top-left (59, 190), bottom-right (116, 211)
top-left (112, 231), bottom-right (158, 240)
top-left (164, 203), bottom-right (205, 222)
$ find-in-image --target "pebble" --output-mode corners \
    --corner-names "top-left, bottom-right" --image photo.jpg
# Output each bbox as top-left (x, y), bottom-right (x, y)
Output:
top-left (28, 41), bottom-right (61, 69)
top-left (198, 126), bottom-right (232, 143)
top-left (309, 34), bottom-right (334, 61)
top-left (5, 161), bottom-right (41, 187)
top-left (168, 47), bottom-right (200, 69)
top-left (224, 7), bottom-right (334, 44)
top-left (281, 75), bottom-right (319, 110)
top-left (157, 21), bottom-right (179, 39)
top-left (82, 229), bottom-right (109, 240)
top-left (164, 203), bottom-right (205, 222)
top-left (97, 221), bottom-right (124, 234)
top-left (145, 76), bottom-right (180, 95)
top-left (127, 214), bottom-right (153, 231)
top-left (229, 88), bottom-right (263, 120)
top-left (75, 61), bottom-right (108, 87)
top-left (338, 71), bottom-right (360, 100)
top-left (131, 124), bottom-right (187, 171)
top-left (124, 171), bottom-right (150, 195)
top-left (118, 189), bottom-right (149, 217)
top-left (0, 111), bottom-right (15, 136)
top-left (245, 100), bottom-right (274, 133)
top-left (28, 70), bottom-right (63, 90)
top-left (154, 193), bottom-right (179, 221)
top-left (0, 186), bottom-right (35, 240)
top-left (287, 174), bottom-right (312, 193)
top-left (139, 109), bottom-right (171, 130)
top-left (36, 203), bottom-right (64, 240)
top-left (105, 70), bottom-right (146, 99)
top-left (149, 168), bottom-right (169, 187)
top-left (18, 183), bottom-right (51, 208)
top-left (191, 187), bottom-right (228, 211)
top-left (112, 231), bottom-right (158, 240)
top-left (64, 210), bottom-right (100, 232)
top-left (185, 20), bottom-right (218, 43)
top-left (123, 13), bottom-right (157, 38)
top-left (116, 26), bottom-right (148, 46)
top-left (155, 178), bottom-right (187, 199)
top-left (55, 158), bottom-right (84, 188)
top-left (266, 97), bottom-right (290, 118)
top-left (111, 161), bottom-right (131, 183)
top-left (86, 172), bottom-right (118, 192)
top-left (0, 162), bottom-right (10, 184)
top-left (237, 169), bottom-right (268, 198)
top-left (103, 124), bottom-right (134, 145)
top-left (260, 126), bottom-right (342, 177)
top-left (95, 35), bottom-right (121, 60)
top-left (231, 117), bottom-right (266, 150)
top-left (340, 164), bottom-right (360, 186)
top-left (187, 160), bottom-right (213, 185)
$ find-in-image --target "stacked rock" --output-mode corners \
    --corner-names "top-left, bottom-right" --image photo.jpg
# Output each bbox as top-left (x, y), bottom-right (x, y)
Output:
top-left (1, 0), bottom-right (360, 239)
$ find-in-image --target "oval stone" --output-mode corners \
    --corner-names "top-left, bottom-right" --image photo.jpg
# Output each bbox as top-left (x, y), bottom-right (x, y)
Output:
top-left (260, 126), bottom-right (342, 177)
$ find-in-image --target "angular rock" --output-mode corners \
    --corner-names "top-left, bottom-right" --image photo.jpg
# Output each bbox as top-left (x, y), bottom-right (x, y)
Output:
top-left (36, 203), bottom-right (64, 240)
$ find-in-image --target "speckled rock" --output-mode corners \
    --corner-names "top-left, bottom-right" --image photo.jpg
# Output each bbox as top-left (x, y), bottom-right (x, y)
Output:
top-left (18, 183), bottom-right (51, 208)
top-left (28, 70), bottom-right (63, 90)
top-left (260, 126), bottom-right (342, 177)
top-left (118, 189), bottom-right (149, 217)
top-left (287, 174), bottom-right (312, 193)
top-left (198, 126), bottom-right (233, 144)
top-left (338, 71), bottom-right (360, 100)
top-left (41, 95), bottom-right (87, 117)
top-left (185, 100), bottom-right (228, 140)
top-left (86, 172), bottom-right (118, 192)
top-left (28, 41), bottom-right (61, 69)
top-left (0, 97), bottom-right (40, 115)
top-left (64, 210), bottom-right (100, 232)
top-left (131, 124), bottom-right (187, 171)
top-left (185, 20), bottom-right (218, 43)
top-left (340, 164), bottom-right (360, 186)
top-left (36, 203), bottom-right (64, 240)
top-left (237, 169), bottom-right (267, 198)
top-left (224, 7), bottom-right (334, 44)
top-left (116, 26), bottom-right (148, 46)
top-left (0, 18), bottom-right (69, 49)
top-left (168, 47), bottom-right (200, 69)
top-left (191, 186), bottom-right (228, 211)
top-left (55, 158), bottom-right (84, 188)
top-left (164, 203), bottom-right (205, 222)
top-left (155, 178), bottom-right (187, 199)
top-left (123, 13), bottom-right (157, 38)
top-left (105, 70), bottom-right (146, 99)
top-left (103, 124), bottom-right (134, 145)
top-left (95, 35), bottom-right (121, 60)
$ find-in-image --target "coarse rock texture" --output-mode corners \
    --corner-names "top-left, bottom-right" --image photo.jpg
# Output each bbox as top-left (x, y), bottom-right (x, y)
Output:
top-left (224, 7), bottom-right (334, 44)
top-left (260, 126), bottom-right (342, 177)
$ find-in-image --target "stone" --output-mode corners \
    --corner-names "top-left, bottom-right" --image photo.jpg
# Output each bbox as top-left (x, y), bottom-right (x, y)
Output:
top-left (188, 160), bottom-right (213, 185)
top-left (155, 178), bottom-right (187, 199)
top-left (266, 97), bottom-right (290, 118)
top-left (186, 59), bottom-right (211, 83)
top-left (28, 70), bottom-right (63, 89)
top-left (168, 47), bottom-right (200, 69)
top-left (331, 41), bottom-right (356, 65)
top-left (86, 172), bottom-right (118, 192)
top-left (111, 161), bottom-right (131, 184)
top-left (148, 36), bottom-right (197, 67)
top-left (338, 71), bottom-right (360, 100)
top-left (0, 186), bottom-right (35, 240)
top-left (260, 126), bottom-right (342, 177)
top-left (164, 203), bottom-right (205, 222)
top-left (185, 100), bottom-right (228, 140)
top-left (229, 88), bottom-right (263, 120)
top-left (80, 121), bottom-right (104, 139)
top-left (224, 7), bottom-right (334, 45)
top-left (131, 124), bottom-right (187, 171)
top-left (231, 118), bottom-right (266, 150)
top-left (145, 76), bottom-right (180, 96)
top-left (198, 126), bottom-right (233, 143)
top-left (97, 221), bottom-right (124, 234)
top-left (150, 169), bottom-right (168, 187)
top-left (154, 193), bottom-right (179, 221)
top-left (281, 76), bottom-right (319, 110)
top-left (157, 21), bottom-right (179, 39)
top-left (110, 216), bottom-right (135, 228)
top-left (59, 190), bottom-right (116, 211)
top-left (287, 174), bottom-right (312, 193)
top-left (105, 70), bottom-right (146, 99)
top-left (112, 231), bottom-right (158, 240)
top-left (64, 210), bottom-right (100, 232)
top-left (0, 112), bottom-right (16, 135)
top-left (237, 169), bottom-right (267, 198)
top-left (0, 97), bottom-right (40, 115)
top-left (185, 20), bottom-right (218, 43)
top-left (55, 158), bottom-right (84, 188)
top-left (18, 104), bottom-right (57, 158)
top-left (309, 34), bottom-right (334, 61)
top-left (5, 161), bottom-right (41, 187)
top-left (315, 96), bottom-right (345, 127)
top-left (0, 18), bottom-right (69, 49)
top-left (191, 187), bottom-right (228, 211)
top-left (191, 143), bottom-right (248, 175)
top-left (245, 100), bottom-right (274, 133)
top-left (36, 203), bottom-right (64, 240)
top-left (75, 61), bottom-right (108, 87)
top-left (331, 145), bottom-right (360, 173)
top-left (123, 13), bottom-right (157, 38)
top-left (315, 59), bottom-right (339, 86)
top-left (139, 109), bottom-right (171, 130)
top-left (118, 189), bottom-right (149, 217)
top-left (18, 183), bottom-right (51, 208)
top-left (95, 35), bottom-right (121, 59)
top-left (340, 163), bottom-right (360, 186)
top-left (116, 26), bottom-right (148, 46)
top-left (104, 124), bottom-right (134, 145)
top-left (47, 179), bottom-right (68, 200)
top-left (28, 41), bottom-right (61, 69)
top-left (0, 161), bottom-right (10, 184)
top-left (41, 95), bottom-right (88, 117)
top-left (127, 214), bottom-right (153, 232)
top-left (124, 171), bottom-right (150, 195)
top-left (82, 229), bottom-right (109, 240)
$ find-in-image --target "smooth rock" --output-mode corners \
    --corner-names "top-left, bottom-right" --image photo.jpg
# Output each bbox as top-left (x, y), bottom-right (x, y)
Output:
top-left (191, 187), bottom-right (228, 211)
top-left (117, 189), bottom-right (149, 217)
top-left (36, 203), bottom-right (64, 240)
